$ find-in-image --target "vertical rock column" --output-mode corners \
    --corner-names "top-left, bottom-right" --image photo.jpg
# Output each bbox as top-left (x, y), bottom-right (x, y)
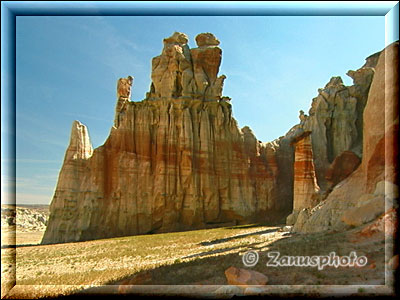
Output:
top-left (287, 131), bottom-right (320, 225)
top-left (41, 120), bottom-right (93, 244)
top-left (292, 132), bottom-right (320, 211)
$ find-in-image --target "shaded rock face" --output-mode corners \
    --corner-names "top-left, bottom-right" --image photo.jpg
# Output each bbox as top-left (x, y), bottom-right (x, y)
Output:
top-left (325, 150), bottom-right (361, 190)
top-left (293, 42), bottom-right (399, 233)
top-left (303, 61), bottom-right (375, 191)
top-left (287, 46), bottom-right (384, 227)
top-left (42, 33), bottom-right (289, 244)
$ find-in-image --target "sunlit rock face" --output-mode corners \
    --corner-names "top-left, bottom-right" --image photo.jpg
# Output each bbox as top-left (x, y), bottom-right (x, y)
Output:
top-left (42, 32), bottom-right (291, 244)
top-left (42, 32), bottom-right (393, 244)
top-left (292, 132), bottom-right (320, 212)
top-left (148, 32), bottom-right (226, 101)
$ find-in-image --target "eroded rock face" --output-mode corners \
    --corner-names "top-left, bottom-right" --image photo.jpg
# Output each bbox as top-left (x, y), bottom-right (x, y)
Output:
top-left (292, 132), bottom-right (320, 212)
top-left (115, 76), bottom-right (134, 127)
top-left (287, 45), bottom-right (388, 228)
top-left (303, 62), bottom-right (375, 191)
top-left (148, 32), bottom-right (226, 101)
top-left (42, 121), bottom-right (93, 243)
top-left (325, 150), bottom-right (361, 190)
top-left (43, 100), bottom-right (284, 243)
top-left (42, 33), bottom-right (289, 244)
top-left (293, 42), bottom-right (399, 233)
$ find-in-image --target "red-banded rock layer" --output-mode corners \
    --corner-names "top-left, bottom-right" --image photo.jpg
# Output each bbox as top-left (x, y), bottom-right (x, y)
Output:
top-left (42, 33), bottom-right (288, 244)
top-left (42, 99), bottom-right (284, 244)
top-left (292, 132), bottom-right (320, 212)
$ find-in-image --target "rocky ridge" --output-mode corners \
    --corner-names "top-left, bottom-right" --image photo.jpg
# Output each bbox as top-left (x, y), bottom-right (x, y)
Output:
top-left (42, 31), bottom-right (397, 244)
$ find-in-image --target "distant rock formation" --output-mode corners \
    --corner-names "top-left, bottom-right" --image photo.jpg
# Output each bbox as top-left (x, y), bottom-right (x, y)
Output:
top-left (42, 33), bottom-right (290, 244)
top-left (1, 206), bottom-right (49, 232)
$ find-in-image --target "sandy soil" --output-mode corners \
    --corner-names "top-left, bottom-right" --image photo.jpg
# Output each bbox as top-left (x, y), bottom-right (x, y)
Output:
top-left (1, 220), bottom-right (395, 299)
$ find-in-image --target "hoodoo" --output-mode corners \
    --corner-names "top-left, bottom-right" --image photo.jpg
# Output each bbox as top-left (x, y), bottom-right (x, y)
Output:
top-left (42, 32), bottom-right (290, 244)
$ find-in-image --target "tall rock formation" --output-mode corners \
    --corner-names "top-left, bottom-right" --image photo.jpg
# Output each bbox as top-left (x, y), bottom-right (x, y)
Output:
top-left (292, 132), bottom-right (320, 211)
top-left (147, 32), bottom-right (226, 101)
top-left (42, 32), bottom-right (288, 244)
top-left (42, 31), bottom-right (394, 244)
top-left (43, 121), bottom-right (93, 237)
top-left (302, 62), bottom-right (375, 191)
top-left (292, 41), bottom-right (398, 233)
top-left (286, 47), bottom-right (378, 226)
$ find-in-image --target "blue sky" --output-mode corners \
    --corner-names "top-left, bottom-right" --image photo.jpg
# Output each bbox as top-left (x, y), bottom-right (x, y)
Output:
top-left (10, 15), bottom-right (386, 204)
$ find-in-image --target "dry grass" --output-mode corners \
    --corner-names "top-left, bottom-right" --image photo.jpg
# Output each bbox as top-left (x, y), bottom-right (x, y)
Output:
top-left (1, 223), bottom-right (390, 298)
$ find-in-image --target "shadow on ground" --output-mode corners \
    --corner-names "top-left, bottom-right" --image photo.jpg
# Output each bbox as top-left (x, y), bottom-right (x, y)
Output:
top-left (79, 227), bottom-right (385, 293)
top-left (199, 228), bottom-right (279, 246)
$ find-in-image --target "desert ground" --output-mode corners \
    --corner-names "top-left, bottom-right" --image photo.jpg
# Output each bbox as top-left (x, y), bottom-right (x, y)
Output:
top-left (1, 205), bottom-right (395, 298)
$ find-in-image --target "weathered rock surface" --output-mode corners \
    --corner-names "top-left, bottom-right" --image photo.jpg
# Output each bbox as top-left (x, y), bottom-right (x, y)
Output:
top-left (42, 33), bottom-right (290, 244)
top-left (148, 32), bottom-right (225, 101)
top-left (291, 131), bottom-right (320, 211)
top-left (267, 129), bottom-right (297, 217)
top-left (224, 266), bottom-right (268, 286)
top-left (285, 129), bottom-right (320, 225)
top-left (115, 75), bottom-right (134, 127)
top-left (325, 150), bottom-right (361, 190)
top-left (293, 41), bottom-right (399, 233)
top-left (302, 60), bottom-right (375, 191)
top-left (42, 31), bottom-right (397, 243)
top-left (1, 205), bottom-right (49, 232)
top-left (287, 43), bottom-right (392, 228)
top-left (340, 195), bottom-right (384, 227)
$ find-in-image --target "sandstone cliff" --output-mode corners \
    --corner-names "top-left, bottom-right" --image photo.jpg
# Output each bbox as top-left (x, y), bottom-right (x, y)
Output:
top-left (302, 60), bottom-right (375, 192)
top-left (286, 49), bottom-right (379, 225)
top-left (42, 32), bottom-right (397, 244)
top-left (293, 41), bottom-right (398, 233)
top-left (42, 33), bottom-right (289, 244)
